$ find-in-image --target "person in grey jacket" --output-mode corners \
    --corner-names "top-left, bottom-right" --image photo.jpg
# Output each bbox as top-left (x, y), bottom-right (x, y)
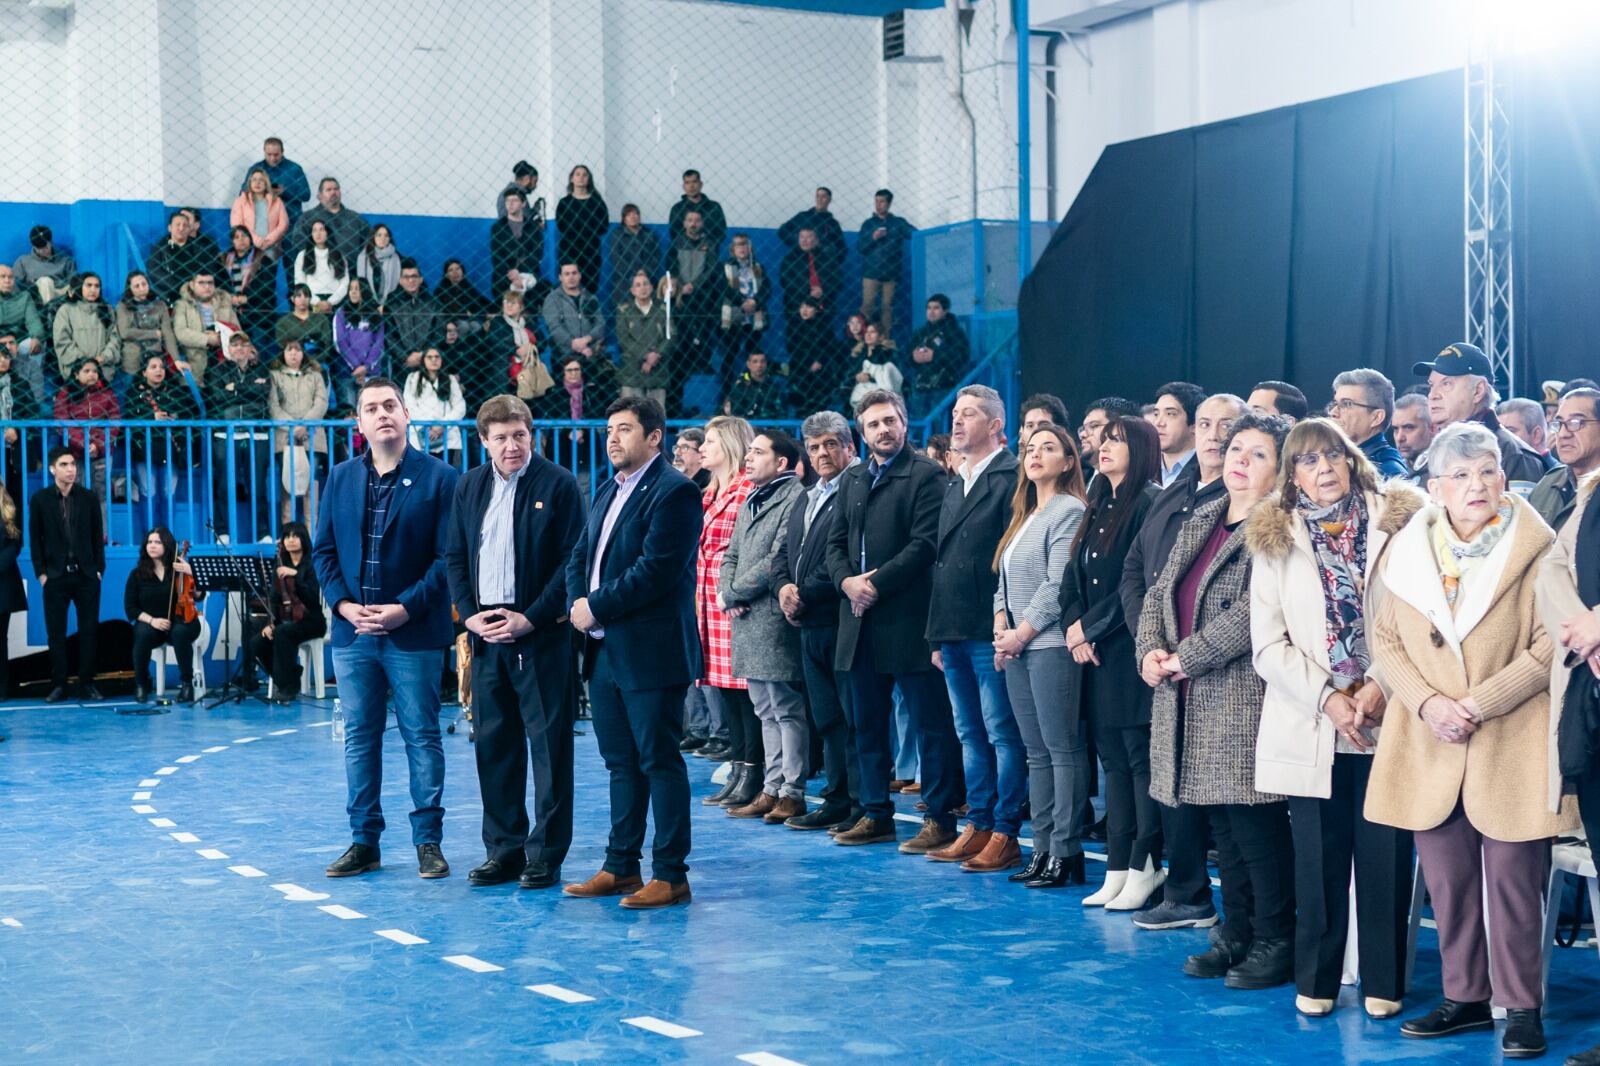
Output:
top-left (616, 270), bottom-right (673, 407)
top-left (719, 430), bottom-right (808, 824)
top-left (541, 263), bottom-right (605, 361)
top-left (13, 226), bottom-right (76, 298)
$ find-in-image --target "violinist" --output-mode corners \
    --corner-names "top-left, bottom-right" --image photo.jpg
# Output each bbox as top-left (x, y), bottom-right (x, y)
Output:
top-left (248, 521), bottom-right (325, 702)
top-left (126, 526), bottom-right (202, 703)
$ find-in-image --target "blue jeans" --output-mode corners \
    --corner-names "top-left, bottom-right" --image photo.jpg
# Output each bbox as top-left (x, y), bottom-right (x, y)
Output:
top-left (331, 636), bottom-right (446, 847)
top-left (891, 684), bottom-right (919, 779)
top-left (941, 640), bottom-right (1027, 836)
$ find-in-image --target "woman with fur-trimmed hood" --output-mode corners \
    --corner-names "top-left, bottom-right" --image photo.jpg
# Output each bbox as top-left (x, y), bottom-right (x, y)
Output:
top-left (1245, 417), bottom-right (1425, 1022)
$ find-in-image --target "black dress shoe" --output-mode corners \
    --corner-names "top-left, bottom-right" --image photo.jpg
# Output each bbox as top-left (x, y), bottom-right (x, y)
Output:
top-left (1087, 815), bottom-right (1108, 844)
top-left (417, 844), bottom-right (450, 879)
top-left (1184, 936), bottom-right (1250, 978)
top-left (720, 763), bottom-right (762, 808)
top-left (44, 686), bottom-right (67, 703)
top-left (80, 684), bottom-right (104, 700)
top-left (1400, 999), bottom-right (1494, 1040)
top-left (1224, 936), bottom-right (1293, 990)
top-left (1567, 1041), bottom-right (1600, 1066)
top-left (1502, 1008), bottom-right (1546, 1059)
top-left (1062, 853), bottom-right (1087, 885)
top-left (467, 856), bottom-right (524, 886)
top-left (1024, 855), bottom-right (1072, 888)
top-left (679, 735), bottom-right (708, 752)
top-left (134, 684), bottom-right (150, 704)
top-left (696, 742), bottom-right (733, 761)
top-left (1010, 849), bottom-right (1051, 883)
top-left (176, 683), bottom-right (194, 703)
top-left (704, 764), bottom-right (745, 806)
top-left (519, 861), bottom-right (562, 889)
top-left (325, 843), bottom-right (381, 877)
top-left (786, 805), bottom-right (849, 830)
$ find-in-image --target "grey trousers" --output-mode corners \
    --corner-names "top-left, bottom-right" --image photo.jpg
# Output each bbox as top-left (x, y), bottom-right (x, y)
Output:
top-left (748, 678), bottom-right (810, 800)
top-left (1004, 646), bottom-right (1087, 858)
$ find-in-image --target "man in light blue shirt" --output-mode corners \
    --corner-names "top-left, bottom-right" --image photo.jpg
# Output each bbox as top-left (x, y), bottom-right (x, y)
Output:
top-left (1152, 381), bottom-right (1204, 487)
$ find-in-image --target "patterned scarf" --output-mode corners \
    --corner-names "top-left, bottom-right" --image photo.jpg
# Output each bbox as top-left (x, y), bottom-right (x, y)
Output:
top-left (1299, 492), bottom-right (1369, 688)
top-left (1431, 500), bottom-right (1514, 610)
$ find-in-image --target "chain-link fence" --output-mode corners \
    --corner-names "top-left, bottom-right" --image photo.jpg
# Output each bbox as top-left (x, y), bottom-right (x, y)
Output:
top-left (3, 0), bottom-right (1026, 447)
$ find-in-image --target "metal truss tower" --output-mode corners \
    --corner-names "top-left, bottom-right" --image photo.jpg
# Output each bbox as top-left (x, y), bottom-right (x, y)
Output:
top-left (1464, 46), bottom-right (1515, 392)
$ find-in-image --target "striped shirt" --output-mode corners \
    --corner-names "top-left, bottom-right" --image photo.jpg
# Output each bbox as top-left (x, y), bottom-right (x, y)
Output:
top-left (361, 451), bottom-right (404, 604)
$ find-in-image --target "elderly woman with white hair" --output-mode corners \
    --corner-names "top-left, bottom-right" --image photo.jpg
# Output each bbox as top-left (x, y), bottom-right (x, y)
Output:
top-left (1365, 421), bottom-right (1578, 1060)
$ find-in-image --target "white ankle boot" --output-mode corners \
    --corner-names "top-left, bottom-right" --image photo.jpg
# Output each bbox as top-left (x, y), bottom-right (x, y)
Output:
top-left (1082, 869), bottom-right (1128, 907)
top-left (1104, 857), bottom-right (1166, 911)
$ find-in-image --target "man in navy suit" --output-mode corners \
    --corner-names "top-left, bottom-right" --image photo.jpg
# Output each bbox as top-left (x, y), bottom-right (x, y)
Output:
top-left (563, 396), bottom-right (703, 909)
top-left (445, 394), bottom-right (584, 891)
top-left (312, 378), bottom-right (460, 880)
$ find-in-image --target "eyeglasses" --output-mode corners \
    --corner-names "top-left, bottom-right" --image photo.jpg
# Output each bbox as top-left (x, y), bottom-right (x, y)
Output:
top-left (1327, 398), bottom-right (1379, 414)
top-left (1438, 468), bottom-right (1497, 487)
top-left (1548, 416), bottom-right (1599, 435)
top-left (1077, 420), bottom-right (1107, 436)
top-left (1293, 449), bottom-right (1350, 470)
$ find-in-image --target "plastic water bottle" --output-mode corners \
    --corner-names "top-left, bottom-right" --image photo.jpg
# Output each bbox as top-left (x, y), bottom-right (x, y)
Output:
top-left (332, 697), bottom-right (345, 742)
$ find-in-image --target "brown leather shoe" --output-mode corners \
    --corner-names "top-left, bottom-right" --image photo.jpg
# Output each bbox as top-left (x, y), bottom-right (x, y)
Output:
top-left (728, 792), bottom-right (779, 819)
top-left (961, 832), bottom-right (1022, 872)
top-left (562, 869), bottom-right (645, 898)
top-left (888, 779), bottom-right (913, 793)
top-left (618, 878), bottom-right (692, 909)
top-left (900, 781), bottom-right (922, 794)
top-left (899, 817), bottom-right (957, 855)
top-left (926, 823), bottom-right (991, 863)
top-left (834, 816), bottom-right (897, 846)
top-left (763, 795), bottom-right (806, 824)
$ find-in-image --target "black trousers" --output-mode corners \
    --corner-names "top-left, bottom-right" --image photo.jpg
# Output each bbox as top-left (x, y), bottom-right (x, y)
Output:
top-left (801, 624), bottom-right (860, 817)
top-left (210, 433), bottom-right (272, 539)
top-left (249, 616), bottom-right (327, 694)
top-left (1580, 771), bottom-right (1600, 859)
top-left (131, 618), bottom-right (201, 687)
top-left (1159, 800), bottom-right (1214, 908)
top-left (43, 572), bottom-right (99, 689)
top-left (1093, 720), bottom-right (1163, 872)
top-left (713, 685), bottom-right (762, 764)
top-left (1287, 754), bottom-right (1413, 1001)
top-left (587, 642), bottom-right (691, 883)
top-left (472, 638), bottom-right (574, 868)
top-left (1208, 801), bottom-right (1295, 944)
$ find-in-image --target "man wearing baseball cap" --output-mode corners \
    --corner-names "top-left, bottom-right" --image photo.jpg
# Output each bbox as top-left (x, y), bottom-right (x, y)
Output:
top-left (1411, 342), bottom-right (1547, 496)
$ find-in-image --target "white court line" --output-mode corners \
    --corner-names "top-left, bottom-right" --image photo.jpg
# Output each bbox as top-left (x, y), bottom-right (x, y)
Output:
top-left (268, 728), bottom-right (298, 736)
top-left (270, 883), bottom-right (330, 902)
top-left (154, 767), bottom-right (178, 776)
top-left (623, 1017), bottom-right (702, 1039)
top-left (175, 755), bottom-right (201, 764)
top-left (375, 929), bottom-right (429, 946)
top-left (738, 1054), bottom-right (807, 1066)
top-left (131, 805), bottom-right (157, 815)
top-left (526, 984), bottom-right (595, 1004)
top-left (1, 917), bottom-right (21, 928)
top-left (132, 791), bottom-right (152, 801)
top-left (148, 817), bottom-right (176, 828)
top-left (196, 849), bottom-right (229, 860)
top-left (138, 779), bottom-right (161, 788)
top-left (306, 720), bottom-right (333, 727)
top-left (233, 737), bottom-right (260, 745)
top-left (318, 904), bottom-right (366, 920)
top-left (203, 746), bottom-right (228, 753)
top-left (442, 955), bottom-right (504, 973)
top-left (228, 865), bottom-right (267, 878)
top-left (170, 832), bottom-right (200, 844)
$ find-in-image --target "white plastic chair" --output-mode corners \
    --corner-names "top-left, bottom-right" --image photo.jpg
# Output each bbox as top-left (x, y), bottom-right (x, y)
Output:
top-left (265, 607), bottom-right (331, 700)
top-left (154, 615), bottom-right (211, 699)
top-left (1540, 838), bottom-right (1599, 1007)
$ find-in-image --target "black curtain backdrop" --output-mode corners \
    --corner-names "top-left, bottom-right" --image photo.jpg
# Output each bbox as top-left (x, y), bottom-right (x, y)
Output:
top-left (1021, 72), bottom-right (1464, 413)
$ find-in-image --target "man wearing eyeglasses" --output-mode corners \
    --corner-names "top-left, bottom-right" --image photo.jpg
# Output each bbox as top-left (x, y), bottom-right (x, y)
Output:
top-left (1329, 369), bottom-right (1408, 479)
top-left (1530, 387), bottom-right (1600, 531)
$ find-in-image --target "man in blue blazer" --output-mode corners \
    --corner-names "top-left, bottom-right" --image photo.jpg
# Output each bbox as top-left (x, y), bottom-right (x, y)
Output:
top-left (312, 378), bottom-right (460, 880)
top-left (563, 396), bottom-right (703, 909)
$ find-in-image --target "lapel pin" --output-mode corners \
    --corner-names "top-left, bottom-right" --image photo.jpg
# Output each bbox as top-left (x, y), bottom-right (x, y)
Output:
top-left (402, 478), bottom-right (413, 487)
top-left (535, 501), bottom-right (544, 509)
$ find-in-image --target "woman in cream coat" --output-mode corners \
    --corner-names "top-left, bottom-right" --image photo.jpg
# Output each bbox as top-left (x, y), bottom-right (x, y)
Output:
top-left (1365, 421), bottom-right (1578, 1060)
top-left (1246, 417), bottom-right (1424, 1020)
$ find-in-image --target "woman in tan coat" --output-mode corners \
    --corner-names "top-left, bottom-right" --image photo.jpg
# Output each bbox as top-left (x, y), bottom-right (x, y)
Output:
top-left (266, 340), bottom-right (328, 526)
top-left (1366, 421), bottom-right (1578, 1059)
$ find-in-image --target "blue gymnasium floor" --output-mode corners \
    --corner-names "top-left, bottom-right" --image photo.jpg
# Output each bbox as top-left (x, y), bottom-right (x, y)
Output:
top-left (2, 696), bottom-right (1597, 1065)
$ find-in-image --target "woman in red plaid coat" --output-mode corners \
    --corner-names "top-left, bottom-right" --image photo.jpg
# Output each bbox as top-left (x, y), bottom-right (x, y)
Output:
top-left (696, 415), bottom-right (762, 808)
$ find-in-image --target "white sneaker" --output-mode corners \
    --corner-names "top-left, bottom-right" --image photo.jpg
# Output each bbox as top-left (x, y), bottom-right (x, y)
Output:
top-left (216, 534), bottom-right (231, 546)
top-left (1105, 858), bottom-right (1166, 911)
top-left (1083, 869), bottom-right (1128, 907)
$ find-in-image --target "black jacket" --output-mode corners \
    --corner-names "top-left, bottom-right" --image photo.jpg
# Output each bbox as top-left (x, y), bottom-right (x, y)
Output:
top-left (785, 317), bottom-right (846, 416)
top-left (927, 449), bottom-right (1018, 643)
top-left (124, 565), bottom-right (206, 623)
top-left (489, 217), bottom-right (544, 285)
top-left (127, 377), bottom-right (199, 461)
top-left (205, 359), bottom-right (272, 420)
top-left (826, 446), bottom-right (945, 674)
top-left (384, 287), bottom-right (440, 360)
top-left (668, 195), bottom-right (727, 251)
top-left (908, 316), bottom-right (970, 395)
top-left (1118, 463), bottom-right (1224, 638)
top-left (772, 480), bottom-right (844, 629)
top-left (779, 245), bottom-right (843, 315)
top-left (608, 224), bottom-right (664, 303)
top-left (148, 239), bottom-right (218, 304)
top-left (28, 483), bottom-right (104, 581)
top-left (0, 528), bottom-right (24, 614)
top-left (777, 207), bottom-right (846, 257)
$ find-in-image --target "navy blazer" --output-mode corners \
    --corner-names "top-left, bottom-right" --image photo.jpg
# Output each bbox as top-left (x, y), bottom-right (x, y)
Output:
top-left (565, 455), bottom-right (703, 691)
top-left (313, 445), bottom-right (460, 651)
top-left (445, 454), bottom-right (583, 639)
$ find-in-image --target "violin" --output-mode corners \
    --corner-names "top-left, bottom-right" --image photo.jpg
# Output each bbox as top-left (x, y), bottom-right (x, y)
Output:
top-left (169, 539), bottom-right (199, 625)
top-left (275, 563), bottom-right (307, 624)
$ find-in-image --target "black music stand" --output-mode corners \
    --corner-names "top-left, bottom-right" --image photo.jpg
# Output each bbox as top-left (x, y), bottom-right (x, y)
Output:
top-left (189, 552), bottom-right (274, 708)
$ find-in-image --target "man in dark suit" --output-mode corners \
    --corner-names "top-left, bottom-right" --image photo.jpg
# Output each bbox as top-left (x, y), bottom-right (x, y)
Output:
top-left (827, 388), bottom-right (965, 850)
top-left (925, 385), bottom-right (1024, 871)
top-left (564, 396), bottom-right (703, 909)
top-left (312, 378), bottom-right (460, 881)
top-left (29, 446), bottom-right (104, 701)
top-left (445, 395), bottom-right (584, 891)
top-left (774, 410), bottom-right (861, 830)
